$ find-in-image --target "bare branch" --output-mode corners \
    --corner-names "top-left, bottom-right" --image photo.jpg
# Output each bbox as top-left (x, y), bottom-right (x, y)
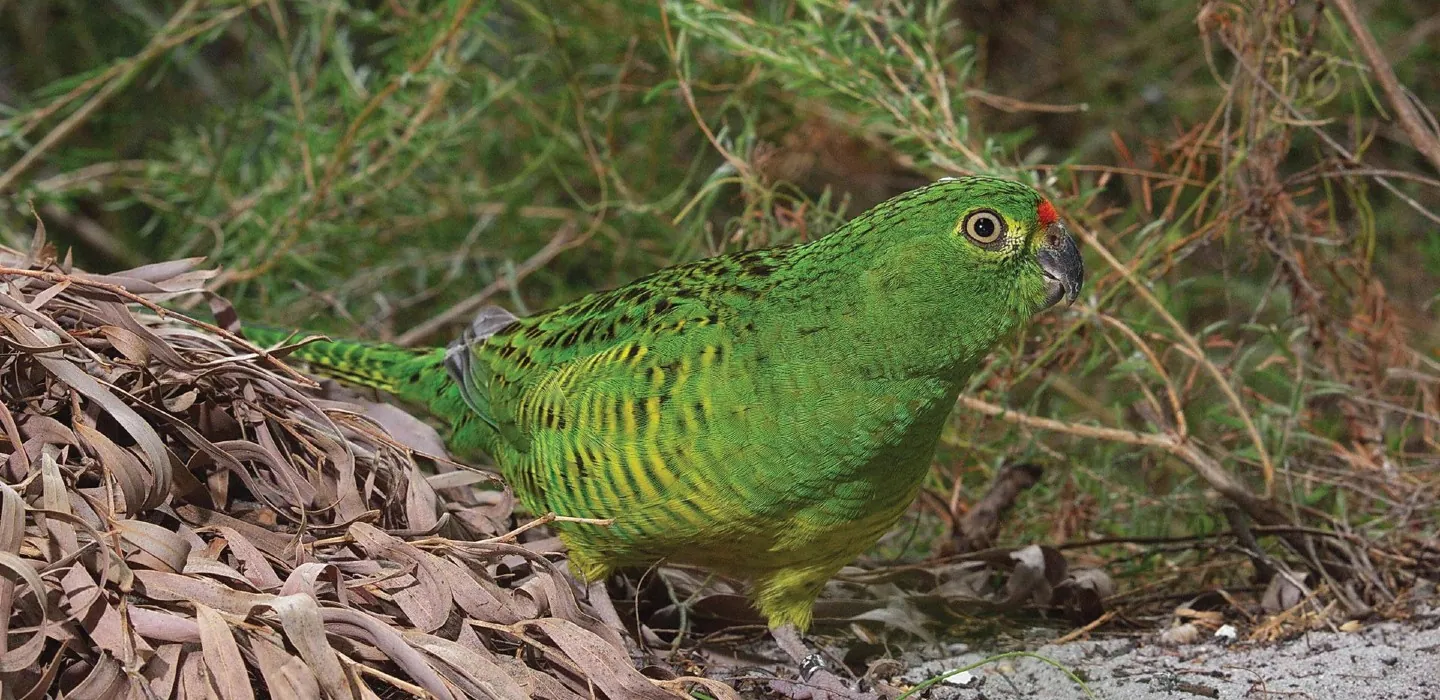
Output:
top-left (1331, 0), bottom-right (1440, 174)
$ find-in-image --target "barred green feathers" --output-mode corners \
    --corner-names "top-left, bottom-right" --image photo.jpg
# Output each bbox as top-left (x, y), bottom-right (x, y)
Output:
top-left (243, 330), bottom-right (430, 395)
top-left (247, 176), bottom-right (1083, 631)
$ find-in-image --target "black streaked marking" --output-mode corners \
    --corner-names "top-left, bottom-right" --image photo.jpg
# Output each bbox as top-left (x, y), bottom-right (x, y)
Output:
top-left (572, 446), bottom-right (592, 478)
top-left (544, 405), bottom-right (566, 430)
top-left (742, 260), bottom-right (775, 277)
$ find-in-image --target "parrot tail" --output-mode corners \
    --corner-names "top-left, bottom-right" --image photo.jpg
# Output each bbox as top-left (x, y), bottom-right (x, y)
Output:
top-left (244, 306), bottom-right (519, 460)
top-left (243, 324), bottom-right (454, 417)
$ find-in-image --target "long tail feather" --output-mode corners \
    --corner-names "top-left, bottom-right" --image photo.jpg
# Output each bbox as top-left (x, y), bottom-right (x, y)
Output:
top-left (244, 325), bottom-right (450, 415)
top-left (244, 318), bottom-right (513, 460)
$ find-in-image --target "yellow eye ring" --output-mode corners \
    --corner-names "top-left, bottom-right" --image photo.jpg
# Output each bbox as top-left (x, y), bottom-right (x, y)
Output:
top-left (963, 209), bottom-right (1006, 246)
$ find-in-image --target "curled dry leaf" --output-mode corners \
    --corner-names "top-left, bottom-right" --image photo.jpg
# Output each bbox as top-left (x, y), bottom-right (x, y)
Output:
top-left (0, 228), bottom-right (681, 698)
top-left (528, 618), bottom-right (680, 700)
top-left (1158, 622), bottom-right (1204, 646)
top-left (1262, 570), bottom-right (1310, 614)
top-left (0, 550), bottom-right (49, 673)
top-left (1054, 567), bottom-right (1115, 624)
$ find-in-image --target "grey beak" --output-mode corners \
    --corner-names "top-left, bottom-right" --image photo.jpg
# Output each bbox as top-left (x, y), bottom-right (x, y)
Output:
top-left (1036, 223), bottom-right (1083, 308)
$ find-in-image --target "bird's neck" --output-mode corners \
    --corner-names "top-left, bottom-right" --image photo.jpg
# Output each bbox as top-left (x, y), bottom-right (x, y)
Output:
top-left (785, 234), bottom-right (1019, 384)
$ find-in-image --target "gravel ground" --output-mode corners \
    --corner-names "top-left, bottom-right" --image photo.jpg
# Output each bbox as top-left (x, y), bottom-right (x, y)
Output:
top-left (896, 615), bottom-right (1440, 700)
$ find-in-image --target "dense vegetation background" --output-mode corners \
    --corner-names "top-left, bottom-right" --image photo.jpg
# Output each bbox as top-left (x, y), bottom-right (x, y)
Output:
top-left (2, 0), bottom-right (1437, 674)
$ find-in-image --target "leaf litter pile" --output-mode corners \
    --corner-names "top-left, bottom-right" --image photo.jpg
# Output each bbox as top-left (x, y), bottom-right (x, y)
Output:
top-left (0, 228), bottom-right (748, 699)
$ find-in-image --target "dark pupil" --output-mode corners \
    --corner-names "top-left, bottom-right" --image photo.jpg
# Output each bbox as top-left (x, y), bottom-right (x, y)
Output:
top-left (973, 215), bottom-right (995, 238)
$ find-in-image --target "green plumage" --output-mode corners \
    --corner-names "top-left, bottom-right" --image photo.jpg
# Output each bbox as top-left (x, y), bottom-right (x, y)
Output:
top-left (246, 176), bottom-right (1082, 631)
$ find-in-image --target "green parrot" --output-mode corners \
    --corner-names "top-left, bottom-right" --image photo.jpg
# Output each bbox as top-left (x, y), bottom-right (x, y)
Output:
top-left (245, 176), bottom-right (1082, 643)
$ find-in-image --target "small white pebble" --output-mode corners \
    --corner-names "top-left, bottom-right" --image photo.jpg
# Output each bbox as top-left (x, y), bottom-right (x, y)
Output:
top-left (1215, 624), bottom-right (1237, 641)
top-left (943, 671), bottom-right (976, 687)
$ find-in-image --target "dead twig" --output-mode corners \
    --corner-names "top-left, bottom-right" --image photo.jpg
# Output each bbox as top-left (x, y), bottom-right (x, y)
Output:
top-left (952, 463), bottom-right (1044, 553)
top-left (1329, 0), bottom-right (1440, 174)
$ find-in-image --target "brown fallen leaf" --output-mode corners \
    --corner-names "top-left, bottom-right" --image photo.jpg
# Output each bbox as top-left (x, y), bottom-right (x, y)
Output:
top-left (196, 603), bottom-right (256, 700)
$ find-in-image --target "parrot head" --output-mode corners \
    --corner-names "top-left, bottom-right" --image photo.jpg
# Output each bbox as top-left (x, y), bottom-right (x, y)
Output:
top-left (842, 175), bottom-right (1085, 371)
top-left (927, 175), bottom-right (1083, 315)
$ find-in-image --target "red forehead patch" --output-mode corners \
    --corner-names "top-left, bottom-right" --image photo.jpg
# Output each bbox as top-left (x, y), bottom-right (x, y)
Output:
top-left (1037, 200), bottom-right (1058, 227)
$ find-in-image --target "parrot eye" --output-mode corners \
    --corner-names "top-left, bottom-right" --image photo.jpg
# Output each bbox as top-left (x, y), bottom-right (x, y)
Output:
top-left (962, 209), bottom-right (1006, 246)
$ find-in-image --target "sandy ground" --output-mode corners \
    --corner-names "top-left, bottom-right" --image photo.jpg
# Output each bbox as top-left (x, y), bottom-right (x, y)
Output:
top-left (895, 614), bottom-right (1440, 699)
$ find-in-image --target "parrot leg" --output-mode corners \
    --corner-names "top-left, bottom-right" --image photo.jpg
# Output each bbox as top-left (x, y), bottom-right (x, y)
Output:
top-left (770, 624), bottom-right (876, 700)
